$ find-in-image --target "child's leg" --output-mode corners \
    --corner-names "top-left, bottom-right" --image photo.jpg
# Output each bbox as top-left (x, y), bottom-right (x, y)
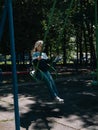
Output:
top-left (45, 71), bottom-right (59, 96)
top-left (38, 71), bottom-right (58, 98)
top-left (45, 71), bottom-right (64, 103)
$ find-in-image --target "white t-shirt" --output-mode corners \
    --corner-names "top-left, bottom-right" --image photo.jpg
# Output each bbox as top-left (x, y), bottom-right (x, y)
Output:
top-left (32, 52), bottom-right (48, 60)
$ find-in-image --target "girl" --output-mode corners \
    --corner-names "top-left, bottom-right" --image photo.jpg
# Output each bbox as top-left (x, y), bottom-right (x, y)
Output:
top-left (31, 40), bottom-right (64, 104)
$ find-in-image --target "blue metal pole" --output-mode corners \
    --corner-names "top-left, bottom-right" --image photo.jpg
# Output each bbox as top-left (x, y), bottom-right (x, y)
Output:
top-left (7, 0), bottom-right (20, 130)
top-left (0, 0), bottom-right (7, 42)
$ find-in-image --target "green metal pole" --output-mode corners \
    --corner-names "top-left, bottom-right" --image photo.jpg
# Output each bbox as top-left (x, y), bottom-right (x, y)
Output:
top-left (57, 0), bottom-right (74, 47)
top-left (43, 0), bottom-right (57, 43)
top-left (95, 0), bottom-right (98, 83)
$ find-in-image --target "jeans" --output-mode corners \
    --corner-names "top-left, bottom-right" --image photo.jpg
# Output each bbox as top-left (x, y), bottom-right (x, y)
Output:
top-left (36, 70), bottom-right (59, 98)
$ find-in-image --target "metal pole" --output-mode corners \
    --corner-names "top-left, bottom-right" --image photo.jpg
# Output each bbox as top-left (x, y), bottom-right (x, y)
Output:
top-left (7, 0), bottom-right (20, 130)
top-left (95, 0), bottom-right (98, 82)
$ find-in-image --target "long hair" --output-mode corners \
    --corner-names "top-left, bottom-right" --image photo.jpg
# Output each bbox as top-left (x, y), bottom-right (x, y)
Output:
top-left (31, 40), bottom-right (44, 55)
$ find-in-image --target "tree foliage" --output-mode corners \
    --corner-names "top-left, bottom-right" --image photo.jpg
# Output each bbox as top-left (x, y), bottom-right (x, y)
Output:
top-left (0, 0), bottom-right (96, 66)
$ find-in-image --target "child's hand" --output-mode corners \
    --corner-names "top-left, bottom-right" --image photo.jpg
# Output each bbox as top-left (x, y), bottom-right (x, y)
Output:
top-left (38, 56), bottom-right (41, 60)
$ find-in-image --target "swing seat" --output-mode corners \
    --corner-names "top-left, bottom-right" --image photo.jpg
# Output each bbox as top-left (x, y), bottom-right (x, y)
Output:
top-left (30, 68), bottom-right (45, 82)
top-left (30, 70), bottom-right (36, 77)
top-left (29, 69), bottom-right (40, 82)
top-left (29, 64), bottom-right (57, 82)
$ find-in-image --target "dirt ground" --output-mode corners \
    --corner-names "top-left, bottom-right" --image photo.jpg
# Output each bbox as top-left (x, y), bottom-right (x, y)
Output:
top-left (0, 66), bottom-right (98, 130)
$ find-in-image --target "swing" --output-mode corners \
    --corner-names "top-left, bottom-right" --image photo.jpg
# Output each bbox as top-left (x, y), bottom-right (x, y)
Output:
top-left (30, 0), bottom-right (57, 82)
top-left (30, 62), bottom-right (58, 82)
top-left (30, 0), bottom-right (74, 82)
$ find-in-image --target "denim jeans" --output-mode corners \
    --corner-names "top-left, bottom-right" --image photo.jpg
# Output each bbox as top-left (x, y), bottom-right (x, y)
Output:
top-left (36, 70), bottom-right (59, 98)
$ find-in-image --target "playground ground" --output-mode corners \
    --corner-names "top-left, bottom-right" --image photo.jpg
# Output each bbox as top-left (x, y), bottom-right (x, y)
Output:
top-left (0, 66), bottom-right (98, 130)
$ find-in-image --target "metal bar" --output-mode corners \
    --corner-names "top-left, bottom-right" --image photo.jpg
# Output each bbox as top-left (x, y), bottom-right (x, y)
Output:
top-left (7, 0), bottom-right (20, 130)
top-left (58, 0), bottom-right (74, 43)
top-left (43, 0), bottom-right (57, 43)
top-left (2, 71), bottom-right (29, 75)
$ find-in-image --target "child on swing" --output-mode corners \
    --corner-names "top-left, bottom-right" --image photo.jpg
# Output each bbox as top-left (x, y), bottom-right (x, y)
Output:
top-left (31, 40), bottom-right (64, 104)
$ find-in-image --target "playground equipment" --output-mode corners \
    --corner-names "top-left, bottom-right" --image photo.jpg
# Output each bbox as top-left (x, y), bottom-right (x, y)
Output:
top-left (0, 0), bottom-right (20, 130)
top-left (0, 1), bottom-right (97, 130)
top-left (32, 0), bottom-right (74, 80)
top-left (0, 1), bottom-right (69, 130)
top-left (0, 0), bottom-right (58, 130)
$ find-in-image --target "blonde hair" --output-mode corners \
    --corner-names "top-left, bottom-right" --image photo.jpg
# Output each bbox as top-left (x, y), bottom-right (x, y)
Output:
top-left (31, 40), bottom-right (44, 55)
top-left (34, 40), bottom-right (43, 49)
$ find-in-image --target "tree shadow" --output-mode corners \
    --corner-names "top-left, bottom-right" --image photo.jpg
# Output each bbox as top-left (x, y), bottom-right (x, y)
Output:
top-left (20, 101), bottom-right (64, 130)
top-left (1, 72), bottom-right (98, 129)
top-left (19, 77), bottom-right (98, 130)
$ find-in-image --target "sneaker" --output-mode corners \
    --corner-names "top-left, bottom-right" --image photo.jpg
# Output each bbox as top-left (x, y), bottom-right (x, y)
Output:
top-left (54, 96), bottom-right (64, 104)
